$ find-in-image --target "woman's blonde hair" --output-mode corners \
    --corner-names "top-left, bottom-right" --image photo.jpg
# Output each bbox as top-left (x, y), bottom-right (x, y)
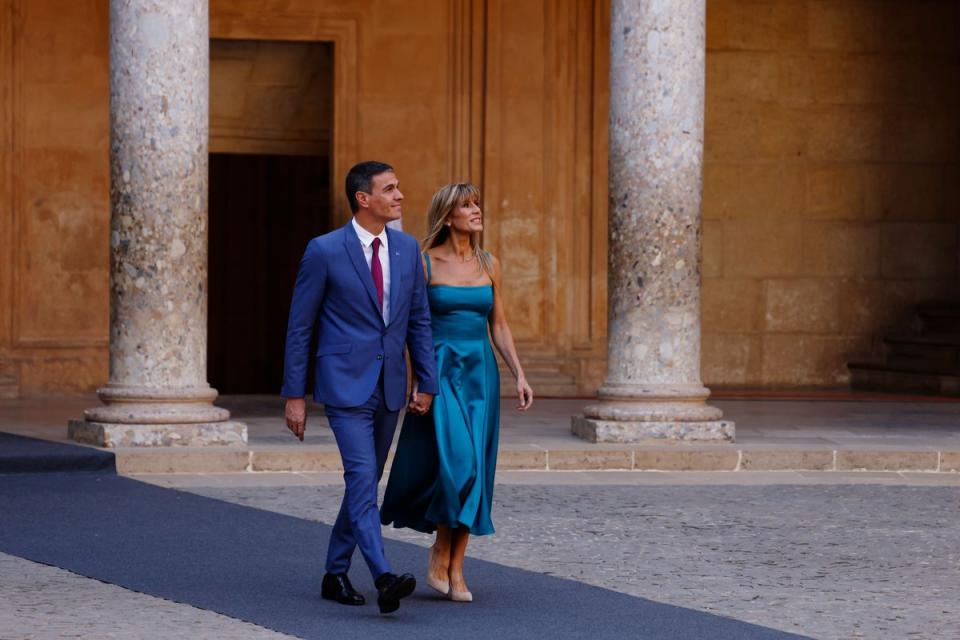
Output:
top-left (422, 182), bottom-right (495, 280)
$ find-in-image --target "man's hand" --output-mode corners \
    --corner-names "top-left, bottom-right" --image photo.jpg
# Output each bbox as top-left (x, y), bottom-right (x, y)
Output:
top-left (285, 397), bottom-right (307, 441)
top-left (407, 391), bottom-right (433, 416)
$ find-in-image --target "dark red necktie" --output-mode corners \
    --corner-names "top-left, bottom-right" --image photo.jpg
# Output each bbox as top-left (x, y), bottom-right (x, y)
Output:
top-left (371, 237), bottom-right (384, 312)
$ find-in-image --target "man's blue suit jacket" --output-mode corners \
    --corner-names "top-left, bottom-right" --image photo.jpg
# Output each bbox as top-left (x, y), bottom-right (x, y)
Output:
top-left (280, 222), bottom-right (438, 412)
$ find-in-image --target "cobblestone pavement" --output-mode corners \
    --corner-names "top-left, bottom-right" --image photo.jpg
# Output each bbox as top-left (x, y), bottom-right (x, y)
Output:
top-left (0, 553), bottom-right (294, 640)
top-left (184, 482), bottom-right (960, 640)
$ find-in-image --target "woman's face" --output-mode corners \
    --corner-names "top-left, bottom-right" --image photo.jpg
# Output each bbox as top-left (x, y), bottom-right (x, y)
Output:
top-left (447, 196), bottom-right (483, 234)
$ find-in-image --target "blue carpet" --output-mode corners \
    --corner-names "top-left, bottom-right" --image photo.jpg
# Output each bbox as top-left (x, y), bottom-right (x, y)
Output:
top-left (0, 431), bottom-right (115, 474)
top-left (0, 471), bottom-right (809, 640)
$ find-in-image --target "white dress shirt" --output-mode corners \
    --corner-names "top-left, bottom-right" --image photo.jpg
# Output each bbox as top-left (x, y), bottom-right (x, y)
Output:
top-left (352, 217), bottom-right (391, 324)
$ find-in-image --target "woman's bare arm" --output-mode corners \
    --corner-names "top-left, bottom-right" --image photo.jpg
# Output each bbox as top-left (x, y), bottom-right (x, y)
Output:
top-left (487, 255), bottom-right (533, 410)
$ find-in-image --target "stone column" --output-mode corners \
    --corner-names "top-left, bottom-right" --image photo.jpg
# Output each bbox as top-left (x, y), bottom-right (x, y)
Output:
top-left (572, 0), bottom-right (733, 443)
top-left (69, 0), bottom-right (245, 447)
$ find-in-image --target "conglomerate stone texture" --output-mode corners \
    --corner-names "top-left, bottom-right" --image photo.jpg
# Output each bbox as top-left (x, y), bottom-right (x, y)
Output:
top-left (605, 0), bottom-right (706, 389)
top-left (188, 483), bottom-right (960, 640)
top-left (108, 0), bottom-right (210, 389)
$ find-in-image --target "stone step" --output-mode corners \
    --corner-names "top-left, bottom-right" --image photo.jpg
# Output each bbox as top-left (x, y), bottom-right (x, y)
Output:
top-left (110, 444), bottom-right (960, 474)
top-left (848, 362), bottom-right (960, 396)
top-left (0, 359), bottom-right (19, 400)
top-left (886, 333), bottom-right (960, 347)
top-left (917, 301), bottom-right (960, 334)
top-left (881, 334), bottom-right (960, 374)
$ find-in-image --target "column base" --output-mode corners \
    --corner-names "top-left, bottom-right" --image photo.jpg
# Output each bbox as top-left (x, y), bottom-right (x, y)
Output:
top-left (572, 415), bottom-right (734, 443)
top-left (68, 420), bottom-right (248, 448)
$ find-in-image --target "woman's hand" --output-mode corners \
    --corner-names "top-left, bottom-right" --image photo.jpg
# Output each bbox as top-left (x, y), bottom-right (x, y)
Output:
top-left (516, 376), bottom-right (533, 411)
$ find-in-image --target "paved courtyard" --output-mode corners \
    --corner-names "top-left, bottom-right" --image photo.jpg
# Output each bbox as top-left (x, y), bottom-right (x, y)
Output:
top-left (2, 470), bottom-right (959, 639)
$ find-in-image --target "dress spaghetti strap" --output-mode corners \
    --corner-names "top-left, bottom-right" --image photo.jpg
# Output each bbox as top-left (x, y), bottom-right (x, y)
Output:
top-left (423, 251), bottom-right (432, 285)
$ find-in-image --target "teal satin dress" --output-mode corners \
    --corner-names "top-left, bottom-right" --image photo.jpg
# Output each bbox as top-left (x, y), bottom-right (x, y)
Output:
top-left (381, 254), bottom-right (500, 535)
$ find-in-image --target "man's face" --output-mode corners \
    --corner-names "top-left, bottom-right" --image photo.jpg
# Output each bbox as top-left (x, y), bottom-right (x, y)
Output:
top-left (359, 171), bottom-right (403, 222)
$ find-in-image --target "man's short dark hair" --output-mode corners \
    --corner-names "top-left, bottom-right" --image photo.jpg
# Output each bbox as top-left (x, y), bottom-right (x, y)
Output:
top-left (345, 161), bottom-right (394, 213)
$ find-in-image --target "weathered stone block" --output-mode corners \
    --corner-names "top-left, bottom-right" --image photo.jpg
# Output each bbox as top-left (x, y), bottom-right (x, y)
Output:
top-left (882, 109), bottom-right (956, 163)
top-left (705, 163), bottom-right (804, 220)
top-left (801, 221), bottom-right (881, 277)
top-left (807, 108), bottom-right (886, 162)
top-left (836, 450), bottom-right (939, 471)
top-left (114, 449), bottom-right (250, 474)
top-left (807, 1), bottom-right (885, 52)
top-left (571, 416), bottom-right (735, 444)
top-left (702, 164), bottom-right (736, 220)
top-left (761, 335), bottom-right (870, 386)
top-left (497, 449), bottom-right (548, 471)
top-left (547, 448), bottom-right (633, 471)
top-left (740, 449), bottom-right (834, 471)
top-left (707, 0), bottom-right (807, 51)
top-left (837, 279), bottom-right (915, 336)
top-left (68, 420), bottom-right (247, 448)
top-left (940, 451), bottom-right (960, 472)
top-left (20, 356), bottom-right (107, 396)
top-left (777, 53), bottom-right (813, 106)
top-left (703, 277), bottom-right (764, 333)
top-left (251, 449), bottom-right (343, 472)
top-left (724, 219), bottom-right (803, 277)
top-left (702, 333), bottom-right (763, 386)
top-left (808, 54), bottom-right (885, 105)
top-left (880, 223), bottom-right (958, 278)
top-left (803, 164), bottom-right (866, 220)
top-left (765, 278), bottom-right (841, 333)
top-left (633, 448), bottom-right (738, 471)
top-left (863, 164), bottom-right (945, 221)
top-left (707, 52), bottom-right (779, 103)
top-left (706, 104), bottom-right (806, 162)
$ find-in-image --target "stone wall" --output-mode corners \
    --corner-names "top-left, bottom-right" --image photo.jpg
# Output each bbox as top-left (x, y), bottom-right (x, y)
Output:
top-left (0, 0), bottom-right (110, 395)
top-left (210, 39), bottom-right (333, 156)
top-left (0, 0), bottom-right (608, 396)
top-left (701, 0), bottom-right (960, 387)
top-left (1, 0), bottom-right (957, 396)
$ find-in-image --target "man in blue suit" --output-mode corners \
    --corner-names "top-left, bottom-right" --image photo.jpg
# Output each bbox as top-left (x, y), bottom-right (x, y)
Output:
top-left (281, 161), bottom-right (438, 614)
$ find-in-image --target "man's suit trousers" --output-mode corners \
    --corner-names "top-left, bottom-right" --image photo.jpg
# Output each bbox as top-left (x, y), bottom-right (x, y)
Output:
top-left (324, 377), bottom-right (399, 579)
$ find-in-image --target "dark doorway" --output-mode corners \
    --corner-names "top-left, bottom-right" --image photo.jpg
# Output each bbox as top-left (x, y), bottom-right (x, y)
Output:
top-left (207, 38), bottom-right (334, 394)
top-left (208, 154), bottom-right (330, 394)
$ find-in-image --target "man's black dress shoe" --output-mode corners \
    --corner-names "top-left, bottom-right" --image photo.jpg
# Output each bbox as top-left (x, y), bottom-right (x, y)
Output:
top-left (375, 572), bottom-right (417, 614)
top-left (321, 573), bottom-right (365, 606)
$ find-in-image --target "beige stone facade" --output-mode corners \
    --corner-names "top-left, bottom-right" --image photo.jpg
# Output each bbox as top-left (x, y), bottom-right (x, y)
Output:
top-left (1, 0), bottom-right (958, 399)
top-left (702, 0), bottom-right (960, 387)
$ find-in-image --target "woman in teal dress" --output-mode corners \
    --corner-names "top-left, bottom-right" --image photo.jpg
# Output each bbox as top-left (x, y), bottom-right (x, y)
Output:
top-left (381, 183), bottom-right (533, 602)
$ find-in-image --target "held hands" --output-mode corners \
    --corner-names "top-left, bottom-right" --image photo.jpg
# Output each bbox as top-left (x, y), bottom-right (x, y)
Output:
top-left (407, 383), bottom-right (434, 416)
top-left (285, 397), bottom-right (307, 442)
top-left (516, 375), bottom-right (533, 411)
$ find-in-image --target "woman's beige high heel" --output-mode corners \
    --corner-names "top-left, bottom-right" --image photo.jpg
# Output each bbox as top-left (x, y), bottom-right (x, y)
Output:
top-left (448, 571), bottom-right (473, 602)
top-left (426, 574), bottom-right (450, 596)
top-left (448, 588), bottom-right (473, 603)
top-left (426, 546), bottom-right (450, 595)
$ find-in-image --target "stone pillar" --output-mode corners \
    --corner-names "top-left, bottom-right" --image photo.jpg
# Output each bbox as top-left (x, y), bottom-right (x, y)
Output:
top-left (69, 0), bottom-right (245, 447)
top-left (572, 0), bottom-right (733, 443)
